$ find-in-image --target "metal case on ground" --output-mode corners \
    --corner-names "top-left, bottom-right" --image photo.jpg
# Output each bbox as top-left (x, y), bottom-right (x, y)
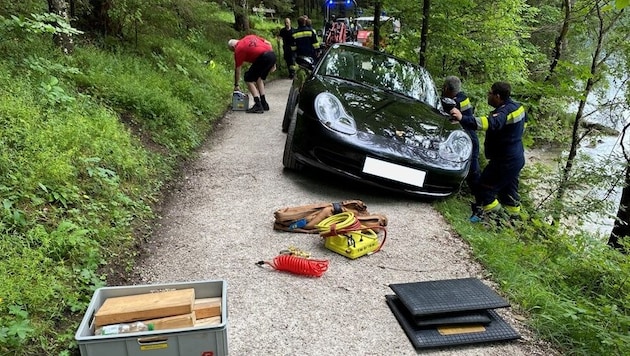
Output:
top-left (232, 91), bottom-right (249, 111)
top-left (75, 280), bottom-right (227, 356)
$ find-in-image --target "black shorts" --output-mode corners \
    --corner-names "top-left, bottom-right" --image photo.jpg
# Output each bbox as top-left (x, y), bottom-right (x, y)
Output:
top-left (244, 51), bottom-right (277, 82)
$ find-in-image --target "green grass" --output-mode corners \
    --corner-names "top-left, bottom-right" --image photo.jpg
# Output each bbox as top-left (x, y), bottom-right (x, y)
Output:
top-left (435, 194), bottom-right (630, 355)
top-left (0, 3), bottom-right (279, 354)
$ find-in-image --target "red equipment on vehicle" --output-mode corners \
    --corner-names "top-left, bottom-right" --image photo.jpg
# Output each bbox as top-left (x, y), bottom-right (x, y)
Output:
top-left (325, 21), bottom-right (347, 46)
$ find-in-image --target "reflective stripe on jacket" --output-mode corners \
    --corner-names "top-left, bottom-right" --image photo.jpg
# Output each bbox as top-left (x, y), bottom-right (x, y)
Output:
top-left (456, 92), bottom-right (474, 116)
top-left (460, 98), bottom-right (526, 161)
top-left (291, 26), bottom-right (320, 58)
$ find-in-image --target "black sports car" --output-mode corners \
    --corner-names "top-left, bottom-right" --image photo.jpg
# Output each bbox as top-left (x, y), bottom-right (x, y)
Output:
top-left (282, 44), bottom-right (472, 198)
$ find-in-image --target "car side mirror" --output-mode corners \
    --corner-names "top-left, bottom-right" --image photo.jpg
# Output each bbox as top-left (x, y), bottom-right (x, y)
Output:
top-left (296, 56), bottom-right (315, 71)
top-left (440, 97), bottom-right (460, 123)
top-left (440, 97), bottom-right (457, 113)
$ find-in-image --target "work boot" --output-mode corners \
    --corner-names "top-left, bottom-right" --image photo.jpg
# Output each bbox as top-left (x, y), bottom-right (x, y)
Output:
top-left (469, 203), bottom-right (484, 223)
top-left (246, 103), bottom-right (264, 114)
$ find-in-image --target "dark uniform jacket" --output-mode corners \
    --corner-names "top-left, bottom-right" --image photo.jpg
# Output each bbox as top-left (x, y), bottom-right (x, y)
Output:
top-left (291, 25), bottom-right (320, 58)
top-left (460, 98), bottom-right (526, 162)
top-left (279, 27), bottom-right (294, 52)
top-left (456, 92), bottom-right (473, 116)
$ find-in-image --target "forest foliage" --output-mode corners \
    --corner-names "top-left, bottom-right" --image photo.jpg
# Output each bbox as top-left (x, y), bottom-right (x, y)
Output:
top-left (0, 0), bottom-right (629, 355)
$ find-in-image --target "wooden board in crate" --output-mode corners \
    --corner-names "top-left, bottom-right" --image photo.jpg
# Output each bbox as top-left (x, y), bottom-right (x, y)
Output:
top-left (94, 288), bottom-right (195, 327)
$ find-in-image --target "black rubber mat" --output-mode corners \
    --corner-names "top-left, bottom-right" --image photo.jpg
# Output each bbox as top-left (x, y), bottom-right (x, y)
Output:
top-left (389, 277), bottom-right (510, 317)
top-left (413, 309), bottom-right (492, 327)
top-left (386, 295), bottom-right (520, 349)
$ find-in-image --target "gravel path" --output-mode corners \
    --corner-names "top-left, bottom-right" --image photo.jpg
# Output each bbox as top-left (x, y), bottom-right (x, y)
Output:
top-left (133, 79), bottom-right (557, 355)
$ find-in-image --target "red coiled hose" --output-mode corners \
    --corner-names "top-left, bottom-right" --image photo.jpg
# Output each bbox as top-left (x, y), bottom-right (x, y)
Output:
top-left (257, 255), bottom-right (329, 277)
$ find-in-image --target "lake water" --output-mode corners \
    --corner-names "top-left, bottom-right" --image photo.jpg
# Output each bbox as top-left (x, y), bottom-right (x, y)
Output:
top-left (578, 135), bottom-right (623, 236)
top-left (568, 74), bottom-right (630, 237)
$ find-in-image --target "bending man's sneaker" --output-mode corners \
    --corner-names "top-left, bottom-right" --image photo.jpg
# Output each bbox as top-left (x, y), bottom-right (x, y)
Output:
top-left (260, 95), bottom-right (270, 111)
top-left (246, 103), bottom-right (264, 114)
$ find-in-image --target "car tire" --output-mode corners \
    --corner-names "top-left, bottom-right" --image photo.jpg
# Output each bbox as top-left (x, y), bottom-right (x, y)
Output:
top-left (282, 107), bottom-right (302, 170)
top-left (282, 86), bottom-right (298, 133)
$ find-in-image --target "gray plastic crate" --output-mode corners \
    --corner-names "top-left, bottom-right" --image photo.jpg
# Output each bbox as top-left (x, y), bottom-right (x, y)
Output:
top-left (232, 91), bottom-right (249, 111)
top-left (75, 280), bottom-right (227, 356)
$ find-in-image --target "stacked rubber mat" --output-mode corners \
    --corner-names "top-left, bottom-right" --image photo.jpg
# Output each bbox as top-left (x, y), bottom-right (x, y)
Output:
top-left (386, 277), bottom-right (520, 349)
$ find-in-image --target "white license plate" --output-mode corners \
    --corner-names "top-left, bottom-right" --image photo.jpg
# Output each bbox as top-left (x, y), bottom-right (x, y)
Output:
top-left (362, 157), bottom-right (426, 188)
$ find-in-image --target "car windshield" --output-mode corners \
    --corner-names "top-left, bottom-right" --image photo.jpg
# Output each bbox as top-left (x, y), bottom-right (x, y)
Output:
top-left (316, 44), bottom-right (440, 107)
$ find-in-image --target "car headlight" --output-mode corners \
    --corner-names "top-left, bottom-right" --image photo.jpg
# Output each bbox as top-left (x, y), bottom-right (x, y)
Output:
top-left (314, 92), bottom-right (357, 135)
top-left (439, 130), bottom-right (472, 162)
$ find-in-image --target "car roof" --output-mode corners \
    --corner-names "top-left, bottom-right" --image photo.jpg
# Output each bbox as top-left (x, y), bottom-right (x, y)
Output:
top-left (355, 16), bottom-right (390, 21)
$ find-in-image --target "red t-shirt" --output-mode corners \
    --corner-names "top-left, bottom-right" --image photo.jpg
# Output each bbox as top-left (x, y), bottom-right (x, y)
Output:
top-left (234, 35), bottom-right (273, 67)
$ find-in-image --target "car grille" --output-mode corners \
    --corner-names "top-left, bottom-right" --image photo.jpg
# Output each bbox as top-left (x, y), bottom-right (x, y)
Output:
top-left (312, 147), bottom-right (456, 196)
top-left (314, 147), bottom-right (363, 172)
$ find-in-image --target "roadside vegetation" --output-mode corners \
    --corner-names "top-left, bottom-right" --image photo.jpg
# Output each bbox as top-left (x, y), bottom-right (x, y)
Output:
top-left (0, 1), bottom-right (628, 355)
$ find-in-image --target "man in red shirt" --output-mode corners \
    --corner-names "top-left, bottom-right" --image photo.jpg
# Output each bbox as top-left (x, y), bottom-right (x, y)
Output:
top-left (228, 35), bottom-right (277, 113)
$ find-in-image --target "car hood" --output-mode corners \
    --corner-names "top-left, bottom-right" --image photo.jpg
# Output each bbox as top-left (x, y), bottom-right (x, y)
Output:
top-left (315, 76), bottom-right (454, 140)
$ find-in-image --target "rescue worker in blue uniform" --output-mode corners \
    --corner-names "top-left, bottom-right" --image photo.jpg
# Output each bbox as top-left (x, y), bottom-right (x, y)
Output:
top-left (442, 76), bottom-right (480, 190)
top-left (450, 81), bottom-right (526, 222)
top-left (291, 15), bottom-right (321, 60)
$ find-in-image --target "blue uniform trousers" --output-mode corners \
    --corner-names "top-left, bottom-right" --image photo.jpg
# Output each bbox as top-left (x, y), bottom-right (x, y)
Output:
top-left (475, 155), bottom-right (525, 209)
top-left (465, 128), bottom-right (481, 189)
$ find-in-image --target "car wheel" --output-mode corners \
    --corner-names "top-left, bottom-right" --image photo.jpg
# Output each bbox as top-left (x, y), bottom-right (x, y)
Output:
top-left (282, 86), bottom-right (298, 133)
top-left (282, 107), bottom-right (302, 170)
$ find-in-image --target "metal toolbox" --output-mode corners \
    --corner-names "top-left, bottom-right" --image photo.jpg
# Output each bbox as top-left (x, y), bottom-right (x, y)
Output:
top-left (75, 280), bottom-right (227, 356)
top-left (232, 91), bottom-right (249, 111)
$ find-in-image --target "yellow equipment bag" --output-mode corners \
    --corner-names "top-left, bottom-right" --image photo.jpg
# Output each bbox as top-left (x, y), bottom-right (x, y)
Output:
top-left (316, 212), bottom-right (386, 259)
top-left (273, 200), bottom-right (387, 234)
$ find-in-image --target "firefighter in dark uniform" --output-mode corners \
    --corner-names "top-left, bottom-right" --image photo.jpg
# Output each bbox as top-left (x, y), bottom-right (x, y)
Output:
top-left (450, 81), bottom-right (527, 222)
top-left (442, 76), bottom-right (480, 190)
top-left (278, 18), bottom-right (295, 78)
top-left (291, 15), bottom-right (321, 60)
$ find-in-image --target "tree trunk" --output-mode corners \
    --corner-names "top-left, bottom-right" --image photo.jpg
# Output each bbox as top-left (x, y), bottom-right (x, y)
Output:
top-left (234, 0), bottom-right (250, 32)
top-left (609, 163), bottom-right (630, 253)
top-left (556, 3), bottom-right (606, 207)
top-left (48, 0), bottom-right (74, 54)
top-left (86, 0), bottom-right (119, 36)
top-left (419, 0), bottom-right (430, 67)
top-left (546, 0), bottom-right (572, 81)
top-left (608, 120), bottom-right (630, 252)
top-left (372, 3), bottom-right (381, 51)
